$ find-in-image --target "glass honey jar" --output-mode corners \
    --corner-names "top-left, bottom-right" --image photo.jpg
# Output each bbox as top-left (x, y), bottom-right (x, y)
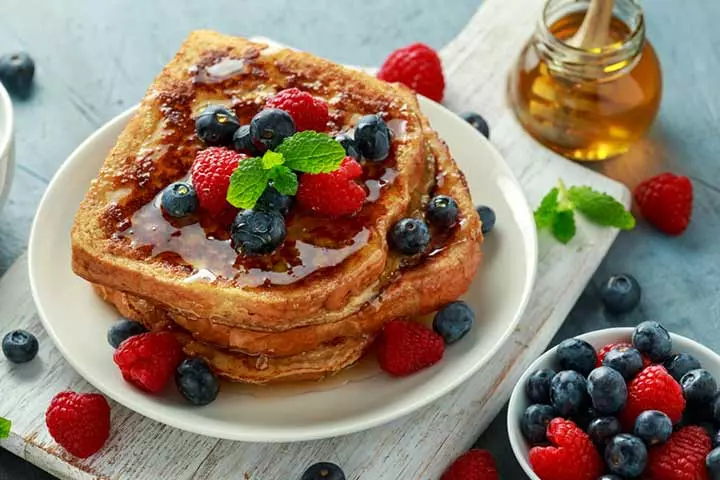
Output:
top-left (508, 0), bottom-right (662, 161)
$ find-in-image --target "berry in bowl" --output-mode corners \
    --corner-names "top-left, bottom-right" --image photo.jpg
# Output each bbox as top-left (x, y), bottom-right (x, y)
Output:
top-left (508, 322), bottom-right (720, 479)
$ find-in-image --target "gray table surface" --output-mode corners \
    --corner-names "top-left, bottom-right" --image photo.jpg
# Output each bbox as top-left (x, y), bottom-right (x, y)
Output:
top-left (1, 0), bottom-right (719, 478)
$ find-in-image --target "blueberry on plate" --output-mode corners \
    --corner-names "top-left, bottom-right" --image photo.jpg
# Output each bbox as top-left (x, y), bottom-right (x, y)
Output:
top-left (161, 182), bottom-right (199, 218)
top-left (232, 124), bottom-right (260, 155)
top-left (427, 195), bottom-right (459, 229)
top-left (602, 346), bottom-right (643, 380)
top-left (301, 462), bottom-right (345, 480)
top-left (354, 114), bottom-right (391, 162)
top-left (459, 112), bottom-right (490, 139)
top-left (707, 447), bottom-right (720, 477)
top-left (665, 352), bottom-right (702, 383)
top-left (256, 186), bottom-right (293, 216)
top-left (433, 301), bottom-right (474, 344)
top-left (250, 108), bottom-right (296, 151)
top-left (556, 338), bottom-right (597, 376)
top-left (175, 358), bottom-right (220, 406)
top-left (2, 329), bottom-right (38, 363)
top-left (681, 369), bottom-right (718, 405)
top-left (476, 205), bottom-right (496, 235)
top-left (550, 370), bottom-right (588, 417)
top-left (604, 434), bottom-right (647, 478)
top-left (389, 218), bottom-right (430, 255)
top-left (521, 404), bottom-right (556, 444)
top-left (107, 319), bottom-right (148, 349)
top-left (0, 52), bottom-right (35, 97)
top-left (634, 410), bottom-right (672, 446)
top-left (526, 368), bottom-right (556, 404)
top-left (588, 416), bottom-right (621, 448)
top-left (599, 274), bottom-right (641, 314)
top-left (195, 105), bottom-right (241, 146)
top-left (231, 209), bottom-right (286, 256)
top-left (588, 367), bottom-right (627, 415)
top-left (335, 133), bottom-right (361, 161)
top-left (632, 321), bottom-right (672, 362)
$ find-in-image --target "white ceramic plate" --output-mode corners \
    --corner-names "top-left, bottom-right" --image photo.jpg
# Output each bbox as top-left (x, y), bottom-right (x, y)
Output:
top-left (29, 97), bottom-right (537, 442)
top-left (0, 82), bottom-right (14, 210)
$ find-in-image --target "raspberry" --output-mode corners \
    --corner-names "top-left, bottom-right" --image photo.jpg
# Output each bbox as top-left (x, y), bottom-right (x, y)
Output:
top-left (646, 426), bottom-right (711, 480)
top-left (620, 365), bottom-right (686, 428)
top-left (265, 88), bottom-right (329, 132)
top-left (529, 418), bottom-right (603, 480)
top-left (45, 392), bottom-right (110, 458)
top-left (190, 147), bottom-right (246, 215)
top-left (441, 449), bottom-right (499, 480)
top-left (596, 342), bottom-right (651, 368)
top-left (113, 332), bottom-right (184, 394)
top-left (377, 43), bottom-right (445, 102)
top-left (377, 318), bottom-right (444, 376)
top-left (634, 172), bottom-right (693, 235)
top-left (296, 157), bottom-right (366, 217)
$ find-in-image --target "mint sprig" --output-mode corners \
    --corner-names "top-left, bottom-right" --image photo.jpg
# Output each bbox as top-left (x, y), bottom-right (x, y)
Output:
top-left (276, 131), bottom-right (347, 173)
top-left (534, 180), bottom-right (634, 244)
top-left (0, 417), bottom-right (11, 439)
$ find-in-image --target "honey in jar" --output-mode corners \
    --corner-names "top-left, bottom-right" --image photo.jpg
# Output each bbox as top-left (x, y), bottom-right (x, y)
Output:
top-left (508, 0), bottom-right (662, 161)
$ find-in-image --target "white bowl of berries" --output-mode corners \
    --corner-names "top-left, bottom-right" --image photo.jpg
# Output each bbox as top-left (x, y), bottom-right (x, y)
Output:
top-left (508, 323), bottom-right (720, 479)
top-left (0, 81), bottom-right (14, 210)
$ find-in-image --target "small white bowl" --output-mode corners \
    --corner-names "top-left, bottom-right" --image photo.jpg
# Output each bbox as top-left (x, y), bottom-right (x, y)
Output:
top-left (507, 327), bottom-right (720, 480)
top-left (0, 82), bottom-right (14, 210)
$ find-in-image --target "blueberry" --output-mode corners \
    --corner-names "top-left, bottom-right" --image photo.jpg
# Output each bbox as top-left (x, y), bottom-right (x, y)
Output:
top-left (713, 429), bottom-right (720, 448)
top-left (597, 476), bottom-right (622, 480)
top-left (476, 206), bottom-right (496, 235)
top-left (250, 108), bottom-right (296, 151)
top-left (459, 112), bottom-right (490, 139)
top-left (587, 367), bottom-right (627, 415)
top-left (526, 368), bottom-right (556, 404)
top-left (175, 358), bottom-right (220, 406)
top-left (556, 338), bottom-right (597, 376)
top-left (665, 352), bottom-right (701, 383)
top-left (588, 417), bottom-right (621, 448)
top-left (0, 52), bottom-right (34, 97)
top-left (711, 394), bottom-right (720, 424)
top-left (602, 346), bottom-right (643, 380)
top-left (107, 319), bottom-right (148, 349)
top-left (604, 434), bottom-right (648, 478)
top-left (231, 210), bottom-right (286, 255)
top-left (681, 369), bottom-right (717, 405)
top-left (432, 301), bottom-right (474, 345)
top-left (256, 186), bottom-right (293, 216)
top-left (354, 114), bottom-right (391, 162)
top-left (634, 410), bottom-right (672, 446)
top-left (390, 218), bottom-right (430, 255)
top-left (426, 195), bottom-right (459, 229)
top-left (2, 330), bottom-right (38, 363)
top-left (160, 182), bottom-right (199, 218)
top-left (195, 105), bottom-right (240, 146)
top-left (521, 404), bottom-right (556, 444)
top-left (550, 370), bottom-right (588, 417)
top-left (707, 447), bottom-right (720, 478)
top-left (301, 462), bottom-right (345, 480)
top-left (232, 124), bottom-right (260, 155)
top-left (599, 274), bottom-right (641, 314)
top-left (632, 321), bottom-right (672, 362)
top-left (335, 133), bottom-right (361, 161)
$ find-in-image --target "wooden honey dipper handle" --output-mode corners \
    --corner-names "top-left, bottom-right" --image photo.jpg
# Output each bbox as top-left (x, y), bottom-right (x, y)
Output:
top-left (568, 0), bottom-right (615, 48)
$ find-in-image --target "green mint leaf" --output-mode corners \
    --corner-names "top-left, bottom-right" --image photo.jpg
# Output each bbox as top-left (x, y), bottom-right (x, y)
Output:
top-left (270, 165), bottom-right (298, 196)
top-left (567, 186), bottom-right (635, 230)
top-left (534, 187), bottom-right (559, 229)
top-left (276, 131), bottom-right (346, 173)
top-left (261, 150), bottom-right (285, 170)
top-left (226, 157), bottom-right (271, 210)
top-left (552, 209), bottom-right (576, 244)
top-left (0, 417), bottom-right (11, 438)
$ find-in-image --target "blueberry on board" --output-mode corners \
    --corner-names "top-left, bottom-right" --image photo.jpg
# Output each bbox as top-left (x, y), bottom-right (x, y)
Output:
top-left (107, 319), bottom-right (148, 349)
top-left (175, 358), bottom-right (220, 406)
top-left (599, 274), bottom-right (641, 314)
top-left (256, 186), bottom-right (293, 217)
top-left (389, 218), bottom-right (430, 255)
top-left (588, 367), bottom-right (627, 415)
top-left (602, 346), bottom-right (644, 381)
top-left (2, 329), bottom-right (38, 363)
top-left (550, 370), bottom-right (588, 417)
top-left (556, 338), bottom-right (597, 376)
top-left (459, 111), bottom-right (490, 139)
top-left (521, 404), bottom-right (556, 445)
top-left (526, 368), bottom-right (556, 404)
top-left (0, 52), bottom-right (34, 97)
top-left (588, 417), bottom-right (621, 448)
top-left (354, 114), bottom-right (391, 162)
top-left (195, 105), bottom-right (240, 146)
top-left (707, 447), bottom-right (720, 478)
top-left (476, 206), bottom-right (496, 235)
top-left (335, 133), bottom-right (361, 161)
top-left (231, 209), bottom-right (286, 255)
top-left (634, 410), bottom-right (672, 446)
top-left (250, 108), bottom-right (296, 151)
top-left (232, 124), bottom-right (260, 155)
top-left (665, 352), bottom-right (702, 383)
top-left (161, 182), bottom-right (199, 218)
top-left (604, 434), bottom-right (648, 478)
top-left (681, 369), bottom-right (718, 405)
top-left (632, 321), bottom-right (672, 362)
top-left (426, 195), bottom-right (459, 229)
top-left (432, 301), bottom-right (474, 345)
top-left (301, 462), bottom-right (346, 480)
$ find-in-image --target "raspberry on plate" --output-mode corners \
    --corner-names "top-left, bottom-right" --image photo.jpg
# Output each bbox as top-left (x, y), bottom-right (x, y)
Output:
top-left (441, 449), bottom-right (499, 480)
top-left (265, 88), bottom-right (329, 132)
top-left (634, 172), bottom-right (693, 235)
top-left (113, 332), bottom-right (184, 393)
top-left (377, 318), bottom-right (444, 377)
top-left (190, 147), bottom-right (246, 215)
top-left (377, 43), bottom-right (445, 103)
top-left (45, 391), bottom-right (110, 458)
top-left (646, 425), bottom-right (711, 480)
top-left (296, 157), bottom-right (366, 217)
top-left (620, 365), bottom-right (686, 428)
top-left (529, 418), bottom-right (604, 480)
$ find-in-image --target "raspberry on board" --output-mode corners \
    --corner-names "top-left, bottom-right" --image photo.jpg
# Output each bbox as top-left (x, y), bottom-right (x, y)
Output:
top-left (113, 332), bottom-right (184, 394)
top-left (377, 318), bottom-right (444, 377)
top-left (620, 365), bottom-right (686, 428)
top-left (45, 391), bottom-right (111, 458)
top-left (441, 449), bottom-right (499, 480)
top-left (646, 426), bottom-right (711, 480)
top-left (377, 43), bottom-right (445, 102)
top-left (296, 157), bottom-right (366, 217)
top-left (529, 418), bottom-right (604, 480)
top-left (265, 88), bottom-right (329, 132)
top-left (190, 147), bottom-right (246, 215)
top-left (634, 172), bottom-right (693, 235)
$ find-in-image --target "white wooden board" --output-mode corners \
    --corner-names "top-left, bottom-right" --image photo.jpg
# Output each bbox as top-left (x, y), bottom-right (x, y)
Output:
top-left (0, 0), bottom-right (630, 478)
